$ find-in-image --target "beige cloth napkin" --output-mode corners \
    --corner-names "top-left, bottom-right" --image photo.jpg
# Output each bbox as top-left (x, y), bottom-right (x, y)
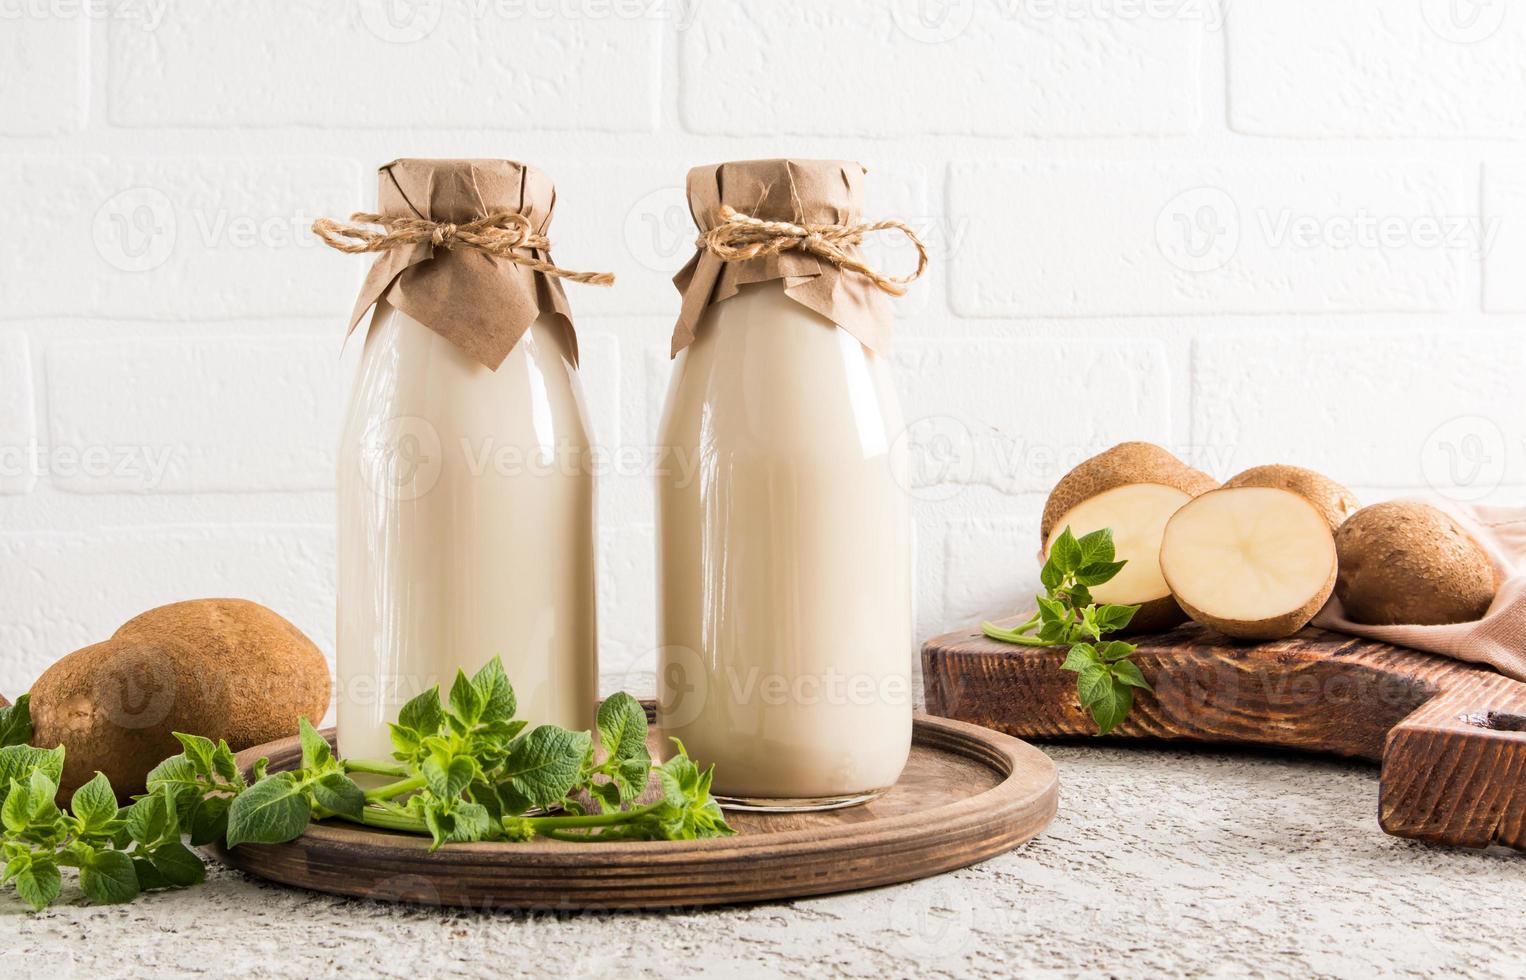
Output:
top-left (1311, 499), bottom-right (1526, 682)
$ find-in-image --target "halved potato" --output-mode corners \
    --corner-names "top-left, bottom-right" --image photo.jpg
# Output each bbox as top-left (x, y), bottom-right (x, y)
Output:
top-left (1041, 442), bottom-right (1217, 632)
top-left (1160, 486), bottom-right (1337, 641)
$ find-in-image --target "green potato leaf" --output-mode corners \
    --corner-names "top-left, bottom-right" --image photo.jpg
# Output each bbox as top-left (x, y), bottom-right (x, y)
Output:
top-left (1074, 560), bottom-right (1128, 587)
top-left (1075, 527), bottom-right (1116, 566)
top-left (13, 858), bottom-right (61, 911)
top-left (0, 694), bottom-right (32, 749)
top-left (495, 726), bottom-right (592, 814)
top-left (309, 772), bottom-right (366, 820)
top-left (147, 841), bottom-right (206, 888)
top-left (173, 733), bottom-right (218, 777)
top-left (597, 693), bottom-right (648, 764)
top-left (1049, 527), bottom-right (1083, 574)
top-left (186, 794), bottom-right (231, 847)
top-left (471, 657), bottom-right (517, 724)
top-left (1111, 659), bottom-right (1153, 691)
top-left (80, 849), bottom-right (141, 905)
top-left (72, 773), bottom-right (119, 831)
top-left (298, 717), bottom-right (332, 771)
top-left (1088, 679), bottom-right (1134, 736)
top-left (225, 773), bottom-right (311, 848)
top-left (448, 669), bottom-right (485, 727)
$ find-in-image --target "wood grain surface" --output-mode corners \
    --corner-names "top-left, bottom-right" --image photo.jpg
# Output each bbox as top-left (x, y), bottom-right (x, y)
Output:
top-left (923, 619), bottom-right (1526, 851)
top-left (207, 711), bottom-right (1059, 909)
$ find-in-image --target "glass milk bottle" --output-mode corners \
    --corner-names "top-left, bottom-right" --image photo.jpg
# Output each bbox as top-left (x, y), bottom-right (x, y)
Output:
top-left (657, 159), bottom-right (925, 810)
top-left (319, 159), bottom-right (606, 762)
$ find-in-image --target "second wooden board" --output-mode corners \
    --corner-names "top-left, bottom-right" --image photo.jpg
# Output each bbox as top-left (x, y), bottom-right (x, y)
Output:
top-left (923, 620), bottom-right (1526, 852)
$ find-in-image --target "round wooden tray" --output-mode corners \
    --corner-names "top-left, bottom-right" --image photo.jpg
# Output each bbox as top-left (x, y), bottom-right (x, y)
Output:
top-left (207, 712), bottom-right (1058, 909)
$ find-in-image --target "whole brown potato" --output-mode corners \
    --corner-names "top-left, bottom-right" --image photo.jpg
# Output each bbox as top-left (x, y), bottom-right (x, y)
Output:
top-left (1334, 502), bottom-right (1496, 626)
top-left (28, 599), bottom-right (330, 798)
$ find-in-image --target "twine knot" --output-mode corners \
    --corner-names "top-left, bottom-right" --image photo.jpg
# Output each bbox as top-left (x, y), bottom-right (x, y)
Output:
top-left (697, 204), bottom-right (928, 296)
top-left (312, 210), bottom-right (614, 286)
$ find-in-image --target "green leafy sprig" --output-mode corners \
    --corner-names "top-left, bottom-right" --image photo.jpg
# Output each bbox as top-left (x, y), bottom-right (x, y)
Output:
top-left (0, 657), bottom-right (734, 911)
top-left (0, 697), bottom-right (206, 910)
top-left (982, 527), bottom-right (1154, 734)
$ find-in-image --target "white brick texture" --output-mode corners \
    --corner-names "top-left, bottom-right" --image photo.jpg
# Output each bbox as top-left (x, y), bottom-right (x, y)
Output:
top-left (1192, 330), bottom-right (1526, 493)
top-left (0, 526), bottom-right (335, 695)
top-left (893, 338), bottom-right (1175, 496)
top-left (1228, 0), bottom-right (1526, 137)
top-left (681, 0), bottom-right (1203, 136)
top-left (936, 516), bottom-right (1043, 637)
top-left (0, 332), bottom-right (36, 494)
top-left (108, 1), bottom-right (660, 129)
top-left (950, 162), bottom-right (1469, 318)
top-left (46, 335), bottom-right (341, 493)
top-left (0, 157), bottom-right (361, 318)
top-left (0, 13), bottom-right (85, 135)
top-left (1484, 164), bottom-right (1526, 312)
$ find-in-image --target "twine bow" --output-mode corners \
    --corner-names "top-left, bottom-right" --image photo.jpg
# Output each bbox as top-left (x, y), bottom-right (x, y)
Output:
top-left (696, 204), bottom-right (928, 296)
top-left (311, 211), bottom-right (615, 286)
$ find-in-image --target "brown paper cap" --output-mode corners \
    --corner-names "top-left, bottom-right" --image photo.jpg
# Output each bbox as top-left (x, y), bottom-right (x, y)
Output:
top-left (670, 159), bottom-right (894, 358)
top-left (345, 159), bottom-right (577, 370)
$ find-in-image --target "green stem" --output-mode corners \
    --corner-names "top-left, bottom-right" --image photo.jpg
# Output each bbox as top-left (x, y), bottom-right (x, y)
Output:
top-left (363, 775), bottom-right (425, 803)
top-left (344, 759), bottom-right (409, 778)
top-left (340, 807), bottom-right (428, 835)
top-left (524, 802), bottom-right (659, 831)
top-left (544, 828), bottom-right (598, 842)
top-left (981, 622), bottom-right (1055, 647)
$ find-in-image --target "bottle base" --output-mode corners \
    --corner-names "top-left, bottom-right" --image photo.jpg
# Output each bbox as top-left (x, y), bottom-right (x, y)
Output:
top-left (714, 787), bottom-right (891, 813)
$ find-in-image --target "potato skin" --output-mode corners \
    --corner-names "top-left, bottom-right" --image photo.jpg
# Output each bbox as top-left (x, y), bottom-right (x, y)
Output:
top-left (29, 599), bottom-right (330, 799)
top-left (1223, 464), bottom-right (1359, 532)
top-left (1334, 502), bottom-right (1496, 626)
top-left (1040, 442), bottom-right (1217, 545)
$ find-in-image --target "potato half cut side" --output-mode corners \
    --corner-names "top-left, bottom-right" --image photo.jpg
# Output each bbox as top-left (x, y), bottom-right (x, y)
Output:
top-left (1044, 482), bottom-right (1189, 607)
top-left (1159, 487), bottom-right (1337, 641)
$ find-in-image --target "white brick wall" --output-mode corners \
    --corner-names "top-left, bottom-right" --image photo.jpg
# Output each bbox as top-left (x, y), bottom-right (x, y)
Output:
top-left (1, 0), bottom-right (1522, 703)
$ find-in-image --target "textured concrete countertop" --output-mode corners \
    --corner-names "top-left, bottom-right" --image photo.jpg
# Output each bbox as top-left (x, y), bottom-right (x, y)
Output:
top-left (3, 743), bottom-right (1523, 979)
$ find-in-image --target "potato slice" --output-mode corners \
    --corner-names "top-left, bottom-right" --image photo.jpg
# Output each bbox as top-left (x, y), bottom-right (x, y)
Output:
top-left (1159, 486), bottom-right (1337, 640)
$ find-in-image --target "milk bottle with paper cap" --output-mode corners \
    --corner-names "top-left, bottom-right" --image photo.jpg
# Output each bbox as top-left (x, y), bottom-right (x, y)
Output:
top-left (320, 159), bottom-right (608, 763)
top-left (657, 159), bottom-right (928, 810)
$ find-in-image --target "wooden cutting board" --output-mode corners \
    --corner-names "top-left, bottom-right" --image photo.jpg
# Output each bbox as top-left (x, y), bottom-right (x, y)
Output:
top-left (923, 620), bottom-right (1526, 852)
top-left (208, 711), bottom-right (1058, 909)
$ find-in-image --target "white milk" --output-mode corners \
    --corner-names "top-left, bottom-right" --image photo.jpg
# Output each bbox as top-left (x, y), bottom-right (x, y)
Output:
top-left (657, 281), bottom-right (913, 808)
top-left (337, 301), bottom-right (597, 762)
